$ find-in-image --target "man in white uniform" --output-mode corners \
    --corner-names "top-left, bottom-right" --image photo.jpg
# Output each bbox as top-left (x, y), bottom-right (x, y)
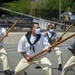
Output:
top-left (44, 23), bottom-right (62, 71)
top-left (15, 22), bottom-right (53, 75)
top-left (60, 38), bottom-right (75, 75)
top-left (0, 25), bottom-right (13, 75)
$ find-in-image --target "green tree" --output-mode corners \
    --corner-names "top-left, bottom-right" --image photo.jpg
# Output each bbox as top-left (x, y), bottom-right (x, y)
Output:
top-left (1, 0), bottom-right (75, 19)
top-left (3, 0), bottom-right (31, 14)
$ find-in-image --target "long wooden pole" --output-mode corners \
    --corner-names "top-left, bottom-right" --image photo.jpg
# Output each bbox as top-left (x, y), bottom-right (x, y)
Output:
top-left (29, 34), bottom-right (75, 61)
top-left (0, 15), bottom-right (23, 42)
top-left (30, 22), bottom-right (74, 60)
top-left (52, 22), bottom-right (74, 45)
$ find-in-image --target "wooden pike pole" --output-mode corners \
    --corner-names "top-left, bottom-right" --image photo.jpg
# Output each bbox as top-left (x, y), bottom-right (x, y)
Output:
top-left (29, 34), bottom-right (75, 61)
top-left (52, 22), bottom-right (74, 45)
top-left (29, 22), bottom-right (74, 61)
top-left (0, 14), bottom-right (23, 42)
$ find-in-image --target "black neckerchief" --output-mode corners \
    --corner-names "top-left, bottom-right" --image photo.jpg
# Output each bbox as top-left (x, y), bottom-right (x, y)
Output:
top-left (46, 31), bottom-right (54, 45)
top-left (25, 31), bottom-right (41, 52)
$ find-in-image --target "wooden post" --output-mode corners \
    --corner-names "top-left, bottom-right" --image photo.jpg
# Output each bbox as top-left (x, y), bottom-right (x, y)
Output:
top-left (52, 22), bottom-right (74, 45)
top-left (0, 14), bottom-right (23, 42)
top-left (29, 34), bottom-right (75, 61)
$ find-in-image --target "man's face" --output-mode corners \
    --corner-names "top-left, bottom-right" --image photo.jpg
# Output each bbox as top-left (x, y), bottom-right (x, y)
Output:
top-left (49, 25), bottom-right (53, 29)
top-left (32, 24), bottom-right (40, 32)
top-left (31, 23), bottom-right (41, 35)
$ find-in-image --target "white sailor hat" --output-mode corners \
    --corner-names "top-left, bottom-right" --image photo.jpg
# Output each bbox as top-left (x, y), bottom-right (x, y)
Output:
top-left (48, 23), bottom-right (54, 27)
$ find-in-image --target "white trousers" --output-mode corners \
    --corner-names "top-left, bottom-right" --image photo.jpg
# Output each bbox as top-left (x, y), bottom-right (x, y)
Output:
top-left (53, 47), bottom-right (62, 65)
top-left (60, 56), bottom-right (75, 75)
top-left (0, 47), bottom-right (10, 71)
top-left (15, 56), bottom-right (53, 75)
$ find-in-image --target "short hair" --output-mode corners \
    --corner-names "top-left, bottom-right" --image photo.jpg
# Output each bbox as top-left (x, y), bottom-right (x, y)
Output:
top-left (47, 23), bottom-right (54, 30)
top-left (30, 22), bottom-right (39, 29)
top-left (33, 22), bottom-right (39, 25)
top-left (48, 23), bottom-right (54, 27)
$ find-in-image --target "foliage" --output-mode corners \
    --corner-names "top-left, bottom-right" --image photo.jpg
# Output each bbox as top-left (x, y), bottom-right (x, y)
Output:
top-left (1, 0), bottom-right (75, 19)
top-left (30, 0), bottom-right (75, 19)
top-left (2, 0), bottom-right (31, 14)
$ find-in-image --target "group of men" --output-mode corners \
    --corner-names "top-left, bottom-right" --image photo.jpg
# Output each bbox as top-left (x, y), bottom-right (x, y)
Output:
top-left (0, 22), bottom-right (75, 75)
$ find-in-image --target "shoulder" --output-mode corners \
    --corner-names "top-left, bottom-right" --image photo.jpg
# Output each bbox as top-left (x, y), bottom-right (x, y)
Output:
top-left (0, 27), bottom-right (4, 29)
top-left (20, 35), bottom-right (26, 41)
top-left (44, 31), bottom-right (48, 35)
top-left (0, 27), bottom-right (6, 32)
top-left (73, 39), bottom-right (75, 42)
top-left (53, 31), bottom-right (58, 35)
top-left (40, 34), bottom-right (47, 40)
top-left (40, 34), bottom-right (44, 38)
top-left (53, 31), bottom-right (56, 34)
top-left (71, 39), bottom-right (75, 44)
top-left (46, 31), bottom-right (49, 34)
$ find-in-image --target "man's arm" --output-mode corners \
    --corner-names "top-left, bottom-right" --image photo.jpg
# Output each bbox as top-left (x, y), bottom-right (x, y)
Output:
top-left (54, 32), bottom-right (62, 42)
top-left (21, 52), bottom-right (32, 61)
top-left (68, 39), bottom-right (75, 56)
top-left (43, 36), bottom-right (51, 53)
top-left (3, 31), bottom-right (8, 37)
top-left (18, 36), bottom-right (32, 61)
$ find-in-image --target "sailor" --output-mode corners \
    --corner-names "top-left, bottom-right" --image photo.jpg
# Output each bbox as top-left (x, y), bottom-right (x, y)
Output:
top-left (0, 24), bottom-right (13, 75)
top-left (44, 23), bottom-right (62, 71)
top-left (15, 22), bottom-right (53, 75)
top-left (60, 39), bottom-right (75, 75)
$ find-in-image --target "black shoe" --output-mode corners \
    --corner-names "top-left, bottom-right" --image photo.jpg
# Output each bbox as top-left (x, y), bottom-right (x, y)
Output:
top-left (4, 70), bottom-right (14, 75)
top-left (58, 64), bottom-right (62, 71)
top-left (24, 72), bottom-right (28, 75)
top-left (35, 66), bottom-right (42, 69)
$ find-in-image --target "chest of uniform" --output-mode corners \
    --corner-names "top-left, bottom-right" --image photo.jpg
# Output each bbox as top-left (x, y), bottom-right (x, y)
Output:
top-left (25, 40), bottom-right (42, 47)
